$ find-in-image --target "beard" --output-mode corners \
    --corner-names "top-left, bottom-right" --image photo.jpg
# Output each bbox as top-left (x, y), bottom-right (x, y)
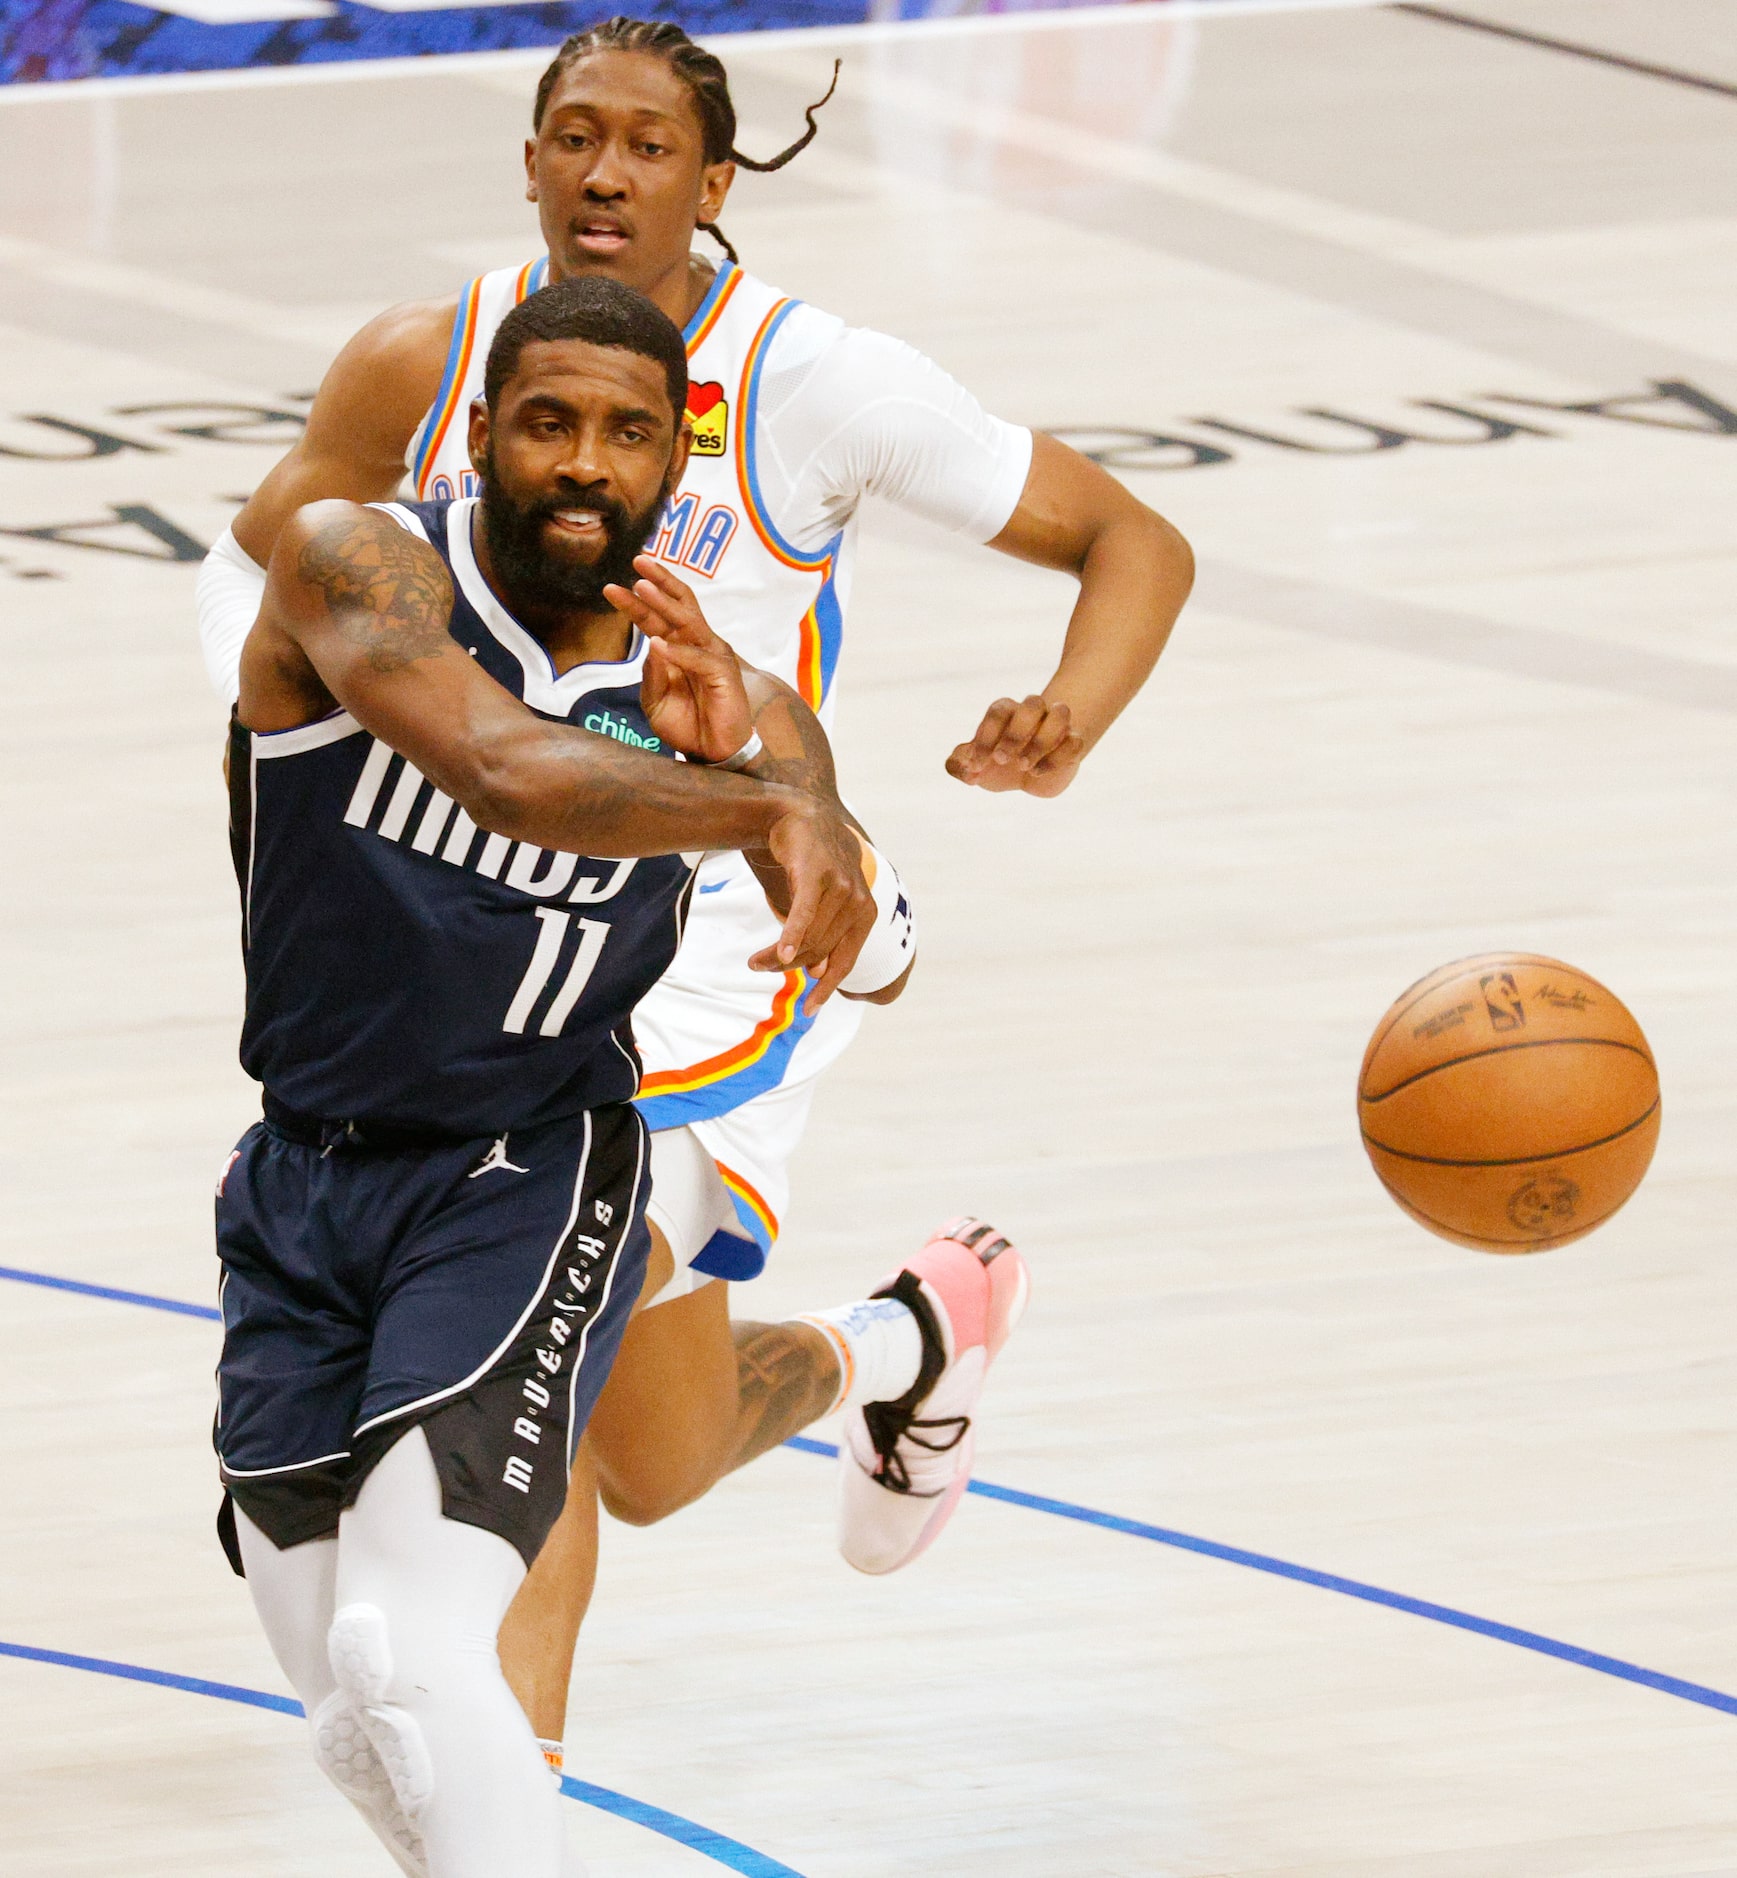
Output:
top-left (477, 452), bottom-right (664, 615)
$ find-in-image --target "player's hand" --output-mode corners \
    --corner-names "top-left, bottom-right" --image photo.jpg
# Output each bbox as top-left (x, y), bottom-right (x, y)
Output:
top-left (609, 554), bottom-right (754, 764)
top-left (745, 799), bottom-right (874, 1008)
top-left (946, 694), bottom-right (1085, 798)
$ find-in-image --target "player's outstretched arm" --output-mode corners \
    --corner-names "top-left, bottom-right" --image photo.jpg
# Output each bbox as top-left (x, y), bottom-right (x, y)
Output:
top-left (950, 432), bottom-right (1194, 798)
top-left (247, 502), bottom-right (873, 996)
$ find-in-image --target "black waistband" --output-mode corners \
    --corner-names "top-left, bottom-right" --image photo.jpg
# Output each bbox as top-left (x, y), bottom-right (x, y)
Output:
top-left (262, 1091), bottom-right (475, 1155)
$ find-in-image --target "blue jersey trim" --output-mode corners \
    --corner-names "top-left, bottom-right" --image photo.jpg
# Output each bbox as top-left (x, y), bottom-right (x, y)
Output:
top-left (411, 279), bottom-right (478, 489)
top-left (690, 1225), bottom-right (768, 1280)
top-left (811, 542), bottom-right (845, 702)
top-left (739, 298), bottom-right (820, 568)
top-left (632, 983), bottom-right (822, 1132)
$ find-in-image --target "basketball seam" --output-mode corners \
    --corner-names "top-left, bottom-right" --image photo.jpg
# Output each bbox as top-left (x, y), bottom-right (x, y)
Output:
top-left (1362, 953), bottom-right (1557, 1069)
top-left (1360, 1034), bottom-right (1654, 1105)
top-left (1370, 1168), bottom-right (1611, 1250)
top-left (1362, 1097), bottom-right (1660, 1169)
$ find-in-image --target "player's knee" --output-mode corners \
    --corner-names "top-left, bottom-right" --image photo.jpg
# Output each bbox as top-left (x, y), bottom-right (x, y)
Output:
top-left (595, 1453), bottom-right (708, 1526)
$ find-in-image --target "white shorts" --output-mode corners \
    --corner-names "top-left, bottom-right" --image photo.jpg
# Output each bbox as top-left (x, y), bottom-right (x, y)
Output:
top-left (633, 853), bottom-right (864, 1135)
top-left (632, 850), bottom-right (863, 1307)
top-left (640, 1068), bottom-right (822, 1309)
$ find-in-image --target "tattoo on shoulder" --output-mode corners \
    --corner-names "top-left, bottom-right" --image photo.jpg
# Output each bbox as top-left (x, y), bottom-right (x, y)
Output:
top-left (297, 512), bottom-right (454, 673)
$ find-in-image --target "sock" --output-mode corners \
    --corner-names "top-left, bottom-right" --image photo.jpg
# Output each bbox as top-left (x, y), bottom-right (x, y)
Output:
top-left (794, 1296), bottom-right (924, 1417)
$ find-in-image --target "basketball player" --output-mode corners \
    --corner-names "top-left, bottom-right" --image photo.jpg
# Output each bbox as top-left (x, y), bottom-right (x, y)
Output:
top-left (218, 276), bottom-right (884, 1877)
top-left (196, 16), bottom-right (1193, 1760)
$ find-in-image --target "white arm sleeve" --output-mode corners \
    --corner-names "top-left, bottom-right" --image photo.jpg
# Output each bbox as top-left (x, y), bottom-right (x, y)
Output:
top-left (753, 313), bottom-right (1033, 553)
top-left (195, 525), bottom-right (267, 707)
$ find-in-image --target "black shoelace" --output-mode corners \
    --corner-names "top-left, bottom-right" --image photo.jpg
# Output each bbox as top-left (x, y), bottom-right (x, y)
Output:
top-left (863, 1402), bottom-right (971, 1494)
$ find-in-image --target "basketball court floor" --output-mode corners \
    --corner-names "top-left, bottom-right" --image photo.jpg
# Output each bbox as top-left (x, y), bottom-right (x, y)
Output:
top-left (2, 0), bottom-right (1736, 1870)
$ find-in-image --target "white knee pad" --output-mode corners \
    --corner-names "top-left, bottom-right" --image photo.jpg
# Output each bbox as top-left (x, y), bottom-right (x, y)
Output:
top-left (328, 1603), bottom-right (436, 1823)
top-left (310, 1689), bottom-right (429, 1877)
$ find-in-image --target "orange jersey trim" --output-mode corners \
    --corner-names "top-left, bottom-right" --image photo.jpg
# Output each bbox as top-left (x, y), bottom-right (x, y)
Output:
top-left (715, 1159), bottom-right (779, 1244)
top-left (636, 970), bottom-right (809, 1099)
top-left (413, 277), bottom-right (482, 498)
top-left (794, 598), bottom-right (825, 711)
top-left (686, 264), bottom-right (742, 358)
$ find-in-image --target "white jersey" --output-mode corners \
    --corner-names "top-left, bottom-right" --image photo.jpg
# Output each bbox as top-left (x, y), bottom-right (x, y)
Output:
top-left (408, 256), bottom-right (1031, 1248)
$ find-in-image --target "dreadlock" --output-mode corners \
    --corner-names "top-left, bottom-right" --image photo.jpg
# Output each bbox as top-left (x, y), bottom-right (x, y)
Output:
top-left (532, 17), bottom-right (840, 266)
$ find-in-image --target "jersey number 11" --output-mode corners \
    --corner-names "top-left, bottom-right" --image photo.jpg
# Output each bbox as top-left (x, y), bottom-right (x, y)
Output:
top-left (504, 910), bottom-right (609, 1037)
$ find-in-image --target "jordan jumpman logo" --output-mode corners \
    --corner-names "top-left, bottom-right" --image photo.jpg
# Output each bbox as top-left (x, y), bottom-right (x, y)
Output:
top-left (468, 1134), bottom-right (529, 1178)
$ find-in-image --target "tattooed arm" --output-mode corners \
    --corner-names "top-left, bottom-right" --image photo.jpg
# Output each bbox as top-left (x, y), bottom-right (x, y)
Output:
top-left (241, 501), bottom-right (875, 996)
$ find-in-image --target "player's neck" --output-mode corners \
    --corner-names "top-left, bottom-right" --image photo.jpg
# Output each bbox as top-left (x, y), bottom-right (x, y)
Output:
top-left (525, 606), bottom-right (634, 674)
top-left (471, 522), bottom-right (634, 672)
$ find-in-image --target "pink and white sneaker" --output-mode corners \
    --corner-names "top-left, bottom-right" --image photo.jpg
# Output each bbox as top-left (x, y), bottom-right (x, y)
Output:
top-left (838, 1217), bottom-right (1030, 1575)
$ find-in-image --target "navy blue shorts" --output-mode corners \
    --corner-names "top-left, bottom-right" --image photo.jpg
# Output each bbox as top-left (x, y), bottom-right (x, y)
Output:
top-left (215, 1100), bottom-right (648, 1567)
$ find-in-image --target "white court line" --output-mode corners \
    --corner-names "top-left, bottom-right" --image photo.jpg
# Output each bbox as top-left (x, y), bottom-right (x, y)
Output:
top-left (749, 41), bottom-right (1444, 268)
top-left (0, 232), bottom-right (378, 353)
top-left (735, 47), bottom-right (1737, 373)
top-left (0, 0), bottom-right (1393, 106)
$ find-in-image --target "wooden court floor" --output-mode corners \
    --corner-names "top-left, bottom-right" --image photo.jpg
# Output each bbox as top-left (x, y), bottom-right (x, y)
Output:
top-left (2, 1), bottom-right (1736, 1870)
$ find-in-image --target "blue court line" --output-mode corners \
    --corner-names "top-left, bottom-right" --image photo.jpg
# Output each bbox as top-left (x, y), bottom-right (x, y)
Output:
top-left (559, 1775), bottom-right (804, 1878)
top-left (785, 1442), bottom-right (1737, 1719)
top-left (11, 1262), bottom-right (1737, 1726)
top-left (0, 1639), bottom-right (301, 1713)
top-left (0, 1638), bottom-right (805, 1876)
top-left (0, 1262), bottom-right (221, 1321)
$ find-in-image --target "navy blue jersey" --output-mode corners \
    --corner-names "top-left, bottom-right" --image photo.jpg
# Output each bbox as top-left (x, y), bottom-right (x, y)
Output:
top-left (229, 498), bottom-right (696, 1137)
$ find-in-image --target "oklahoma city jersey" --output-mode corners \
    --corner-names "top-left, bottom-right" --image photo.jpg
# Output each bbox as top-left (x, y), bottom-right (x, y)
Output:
top-left (405, 255), bottom-right (1030, 1256)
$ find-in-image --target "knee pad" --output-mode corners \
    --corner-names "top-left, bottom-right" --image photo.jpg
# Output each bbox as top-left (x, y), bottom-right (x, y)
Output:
top-left (310, 1690), bottom-right (429, 1877)
top-left (327, 1603), bottom-right (435, 1823)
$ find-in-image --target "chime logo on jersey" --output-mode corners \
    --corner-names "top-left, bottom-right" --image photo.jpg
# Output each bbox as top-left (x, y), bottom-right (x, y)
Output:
top-left (687, 380), bottom-right (728, 456)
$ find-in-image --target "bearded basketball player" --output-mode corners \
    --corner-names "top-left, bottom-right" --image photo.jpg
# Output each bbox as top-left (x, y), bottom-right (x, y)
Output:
top-left (196, 15), bottom-right (1194, 1784)
top-left (221, 276), bottom-right (880, 1876)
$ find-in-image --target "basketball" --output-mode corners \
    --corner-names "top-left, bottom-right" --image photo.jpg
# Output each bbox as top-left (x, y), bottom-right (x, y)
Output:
top-left (1358, 954), bottom-right (1660, 1252)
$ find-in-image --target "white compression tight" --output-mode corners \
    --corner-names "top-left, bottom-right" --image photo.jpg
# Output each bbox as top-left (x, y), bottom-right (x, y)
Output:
top-left (236, 1426), bottom-right (569, 1878)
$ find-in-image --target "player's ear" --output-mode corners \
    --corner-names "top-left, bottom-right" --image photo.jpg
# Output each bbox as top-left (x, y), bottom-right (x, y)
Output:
top-left (525, 138), bottom-right (539, 202)
top-left (467, 397), bottom-right (491, 473)
top-left (698, 159), bottom-right (734, 225)
top-left (665, 419), bottom-right (693, 497)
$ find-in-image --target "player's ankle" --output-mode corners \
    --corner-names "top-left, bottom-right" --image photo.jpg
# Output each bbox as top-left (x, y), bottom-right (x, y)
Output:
top-left (792, 1296), bottom-right (924, 1418)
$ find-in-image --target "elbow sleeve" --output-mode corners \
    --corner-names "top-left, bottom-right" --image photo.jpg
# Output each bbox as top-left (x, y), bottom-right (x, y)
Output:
top-left (196, 526), bottom-right (268, 706)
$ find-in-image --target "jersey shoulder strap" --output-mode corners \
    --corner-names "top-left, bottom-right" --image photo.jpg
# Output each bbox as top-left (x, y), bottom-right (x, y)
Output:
top-left (367, 499), bottom-right (432, 542)
top-left (406, 258), bottom-right (551, 487)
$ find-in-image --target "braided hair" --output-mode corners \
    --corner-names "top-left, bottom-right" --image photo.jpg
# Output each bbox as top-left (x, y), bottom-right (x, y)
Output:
top-left (532, 17), bottom-right (840, 266)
